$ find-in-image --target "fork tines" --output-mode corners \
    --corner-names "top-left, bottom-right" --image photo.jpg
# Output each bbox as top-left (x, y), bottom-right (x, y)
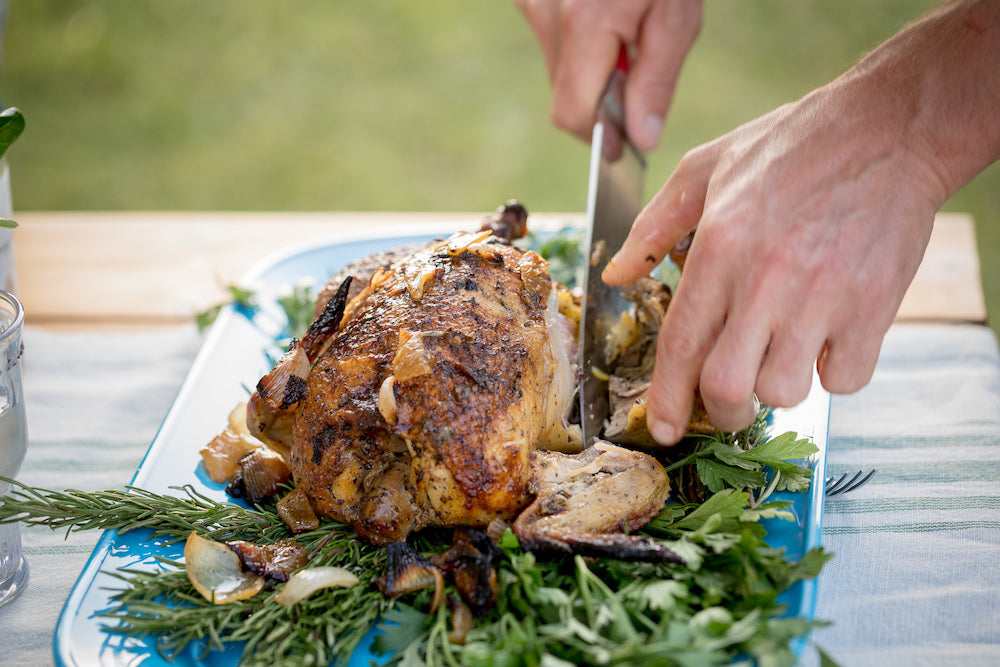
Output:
top-left (825, 468), bottom-right (879, 497)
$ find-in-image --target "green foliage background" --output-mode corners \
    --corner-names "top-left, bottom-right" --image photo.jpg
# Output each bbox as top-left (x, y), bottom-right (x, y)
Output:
top-left (2, 0), bottom-right (997, 329)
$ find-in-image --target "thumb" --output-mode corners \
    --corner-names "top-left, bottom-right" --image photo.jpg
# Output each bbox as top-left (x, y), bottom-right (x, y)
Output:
top-left (625, 0), bottom-right (703, 152)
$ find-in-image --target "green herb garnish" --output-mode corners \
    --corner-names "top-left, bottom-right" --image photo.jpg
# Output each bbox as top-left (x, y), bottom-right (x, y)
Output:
top-left (0, 107), bottom-right (25, 159)
top-left (665, 410), bottom-right (818, 507)
top-left (195, 285), bottom-right (260, 332)
top-left (0, 107), bottom-right (25, 228)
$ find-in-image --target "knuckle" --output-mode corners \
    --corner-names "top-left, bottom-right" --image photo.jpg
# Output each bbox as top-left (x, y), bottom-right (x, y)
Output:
top-left (559, 0), bottom-right (598, 32)
top-left (548, 103), bottom-right (585, 135)
top-left (819, 354), bottom-right (875, 395)
top-left (756, 375), bottom-right (810, 409)
top-left (676, 145), bottom-right (709, 173)
top-left (657, 313), bottom-right (706, 362)
top-left (699, 367), bottom-right (749, 415)
top-left (661, 0), bottom-right (704, 36)
top-left (820, 368), bottom-right (871, 395)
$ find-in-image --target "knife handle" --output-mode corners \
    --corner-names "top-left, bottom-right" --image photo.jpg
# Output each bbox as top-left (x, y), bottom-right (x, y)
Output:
top-left (615, 44), bottom-right (630, 76)
top-left (600, 45), bottom-right (630, 136)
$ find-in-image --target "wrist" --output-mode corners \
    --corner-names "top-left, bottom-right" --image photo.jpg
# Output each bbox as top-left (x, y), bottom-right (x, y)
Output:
top-left (839, 0), bottom-right (1000, 204)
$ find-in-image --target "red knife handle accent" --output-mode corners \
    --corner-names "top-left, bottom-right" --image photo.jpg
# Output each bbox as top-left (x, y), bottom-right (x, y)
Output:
top-left (615, 44), bottom-right (630, 75)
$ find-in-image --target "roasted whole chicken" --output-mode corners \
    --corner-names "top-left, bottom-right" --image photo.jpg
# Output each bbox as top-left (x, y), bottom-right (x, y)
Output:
top-left (245, 203), bottom-right (682, 595)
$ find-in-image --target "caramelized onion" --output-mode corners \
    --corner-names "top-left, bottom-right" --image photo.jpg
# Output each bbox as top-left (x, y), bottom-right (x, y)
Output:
top-left (226, 402), bottom-right (254, 437)
top-left (184, 531), bottom-right (264, 605)
top-left (446, 596), bottom-right (475, 645)
top-left (377, 542), bottom-right (445, 613)
top-left (377, 375), bottom-right (398, 424)
top-left (226, 539), bottom-right (309, 582)
top-left (392, 330), bottom-right (432, 381)
top-left (277, 488), bottom-right (320, 534)
top-left (232, 448), bottom-right (292, 505)
top-left (403, 260), bottom-right (438, 301)
top-left (485, 518), bottom-right (509, 545)
top-left (255, 345), bottom-right (310, 412)
top-left (274, 566), bottom-right (360, 607)
top-left (199, 429), bottom-right (261, 484)
top-left (446, 229), bottom-right (492, 256)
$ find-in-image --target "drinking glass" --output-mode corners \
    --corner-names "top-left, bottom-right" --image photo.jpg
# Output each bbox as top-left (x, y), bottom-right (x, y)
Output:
top-left (0, 289), bottom-right (27, 607)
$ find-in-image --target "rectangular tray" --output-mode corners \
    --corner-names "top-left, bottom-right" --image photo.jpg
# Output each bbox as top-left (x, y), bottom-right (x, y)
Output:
top-left (53, 222), bottom-right (829, 666)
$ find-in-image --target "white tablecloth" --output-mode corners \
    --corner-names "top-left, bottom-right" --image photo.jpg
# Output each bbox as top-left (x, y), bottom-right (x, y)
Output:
top-left (2, 322), bottom-right (999, 666)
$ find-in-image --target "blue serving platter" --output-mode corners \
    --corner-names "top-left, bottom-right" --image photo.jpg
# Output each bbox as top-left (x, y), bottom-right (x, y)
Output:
top-left (53, 220), bottom-right (829, 666)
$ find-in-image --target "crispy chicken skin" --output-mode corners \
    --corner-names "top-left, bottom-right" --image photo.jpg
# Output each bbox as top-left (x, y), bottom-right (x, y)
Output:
top-left (291, 231), bottom-right (581, 545)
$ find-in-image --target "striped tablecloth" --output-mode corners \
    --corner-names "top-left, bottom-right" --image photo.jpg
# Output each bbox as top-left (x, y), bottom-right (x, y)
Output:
top-left (2, 322), bottom-right (999, 666)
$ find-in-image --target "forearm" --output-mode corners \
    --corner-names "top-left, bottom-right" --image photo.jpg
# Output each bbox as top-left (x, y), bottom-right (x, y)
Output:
top-left (831, 0), bottom-right (1000, 205)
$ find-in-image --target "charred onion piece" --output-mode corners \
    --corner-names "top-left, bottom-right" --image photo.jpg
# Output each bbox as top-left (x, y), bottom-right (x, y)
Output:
top-left (227, 448), bottom-right (292, 505)
top-left (485, 518), bottom-right (509, 545)
top-left (246, 343), bottom-right (309, 446)
top-left (184, 531), bottom-right (265, 604)
top-left (300, 275), bottom-right (352, 362)
top-left (432, 528), bottom-right (501, 616)
top-left (226, 539), bottom-right (309, 582)
top-left (479, 199), bottom-right (528, 241)
top-left (376, 542), bottom-right (444, 613)
top-left (446, 595), bottom-right (475, 645)
top-left (277, 487), bottom-right (320, 534)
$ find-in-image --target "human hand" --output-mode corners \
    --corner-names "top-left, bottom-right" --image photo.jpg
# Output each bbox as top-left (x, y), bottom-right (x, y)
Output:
top-left (603, 81), bottom-right (947, 444)
top-left (515, 0), bottom-right (702, 152)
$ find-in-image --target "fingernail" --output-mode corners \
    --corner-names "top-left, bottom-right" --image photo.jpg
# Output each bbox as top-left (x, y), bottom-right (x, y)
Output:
top-left (648, 418), bottom-right (677, 446)
top-left (638, 114), bottom-right (663, 151)
top-left (601, 255), bottom-right (618, 281)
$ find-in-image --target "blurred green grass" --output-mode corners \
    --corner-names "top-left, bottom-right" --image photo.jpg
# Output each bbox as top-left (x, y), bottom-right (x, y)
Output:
top-left (2, 0), bottom-right (997, 330)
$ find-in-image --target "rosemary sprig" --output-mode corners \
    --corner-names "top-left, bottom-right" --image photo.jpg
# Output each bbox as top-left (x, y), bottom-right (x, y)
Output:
top-left (0, 479), bottom-right (281, 543)
top-left (0, 477), bottom-right (393, 665)
top-left (101, 546), bottom-right (390, 667)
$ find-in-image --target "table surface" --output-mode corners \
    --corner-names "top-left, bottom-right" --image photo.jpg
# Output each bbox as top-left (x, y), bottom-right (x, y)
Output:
top-left (11, 210), bottom-right (989, 328)
top-left (2, 210), bottom-right (999, 667)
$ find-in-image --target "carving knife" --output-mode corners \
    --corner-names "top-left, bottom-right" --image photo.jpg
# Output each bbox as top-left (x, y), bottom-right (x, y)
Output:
top-left (578, 48), bottom-right (646, 447)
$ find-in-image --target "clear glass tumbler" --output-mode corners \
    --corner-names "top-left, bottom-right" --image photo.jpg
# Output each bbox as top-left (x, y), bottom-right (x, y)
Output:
top-left (0, 289), bottom-right (27, 607)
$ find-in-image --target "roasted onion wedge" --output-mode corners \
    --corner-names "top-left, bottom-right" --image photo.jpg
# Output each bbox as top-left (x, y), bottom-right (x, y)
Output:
top-left (274, 566), bottom-right (360, 607)
top-left (277, 487), bottom-right (320, 534)
top-left (184, 531), bottom-right (265, 605)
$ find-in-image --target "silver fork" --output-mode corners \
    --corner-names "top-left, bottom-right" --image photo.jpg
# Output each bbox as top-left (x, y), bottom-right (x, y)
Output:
top-left (825, 469), bottom-right (879, 497)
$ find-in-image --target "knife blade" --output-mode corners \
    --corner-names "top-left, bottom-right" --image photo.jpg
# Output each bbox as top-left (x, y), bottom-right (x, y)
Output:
top-left (578, 48), bottom-right (647, 447)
